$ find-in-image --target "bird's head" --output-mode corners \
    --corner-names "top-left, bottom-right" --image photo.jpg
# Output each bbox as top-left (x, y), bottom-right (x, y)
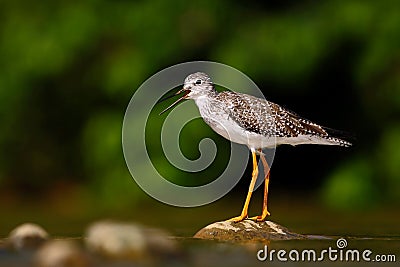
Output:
top-left (182, 72), bottom-right (214, 99)
top-left (159, 72), bottom-right (215, 115)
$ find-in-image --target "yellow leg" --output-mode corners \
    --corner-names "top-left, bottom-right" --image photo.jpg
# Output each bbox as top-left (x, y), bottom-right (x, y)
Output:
top-left (249, 150), bottom-right (271, 221)
top-left (227, 150), bottom-right (259, 222)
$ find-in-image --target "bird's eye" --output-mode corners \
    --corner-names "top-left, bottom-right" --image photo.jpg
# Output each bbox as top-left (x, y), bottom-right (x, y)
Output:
top-left (195, 79), bottom-right (202, 85)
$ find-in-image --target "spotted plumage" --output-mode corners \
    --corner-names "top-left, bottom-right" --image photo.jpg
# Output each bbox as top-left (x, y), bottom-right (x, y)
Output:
top-left (166, 72), bottom-right (351, 149)
top-left (217, 91), bottom-right (351, 146)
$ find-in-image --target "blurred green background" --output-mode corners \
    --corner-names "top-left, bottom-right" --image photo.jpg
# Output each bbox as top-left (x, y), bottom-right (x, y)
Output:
top-left (0, 0), bottom-right (399, 236)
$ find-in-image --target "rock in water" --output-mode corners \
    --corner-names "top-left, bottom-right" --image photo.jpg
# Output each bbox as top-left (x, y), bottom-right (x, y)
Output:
top-left (85, 220), bottom-right (178, 261)
top-left (35, 240), bottom-right (91, 267)
top-left (85, 221), bottom-right (146, 260)
top-left (8, 223), bottom-right (49, 250)
top-left (194, 220), bottom-right (305, 241)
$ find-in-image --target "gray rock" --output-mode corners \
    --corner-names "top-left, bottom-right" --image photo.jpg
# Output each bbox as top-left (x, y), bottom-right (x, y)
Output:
top-left (85, 220), bottom-right (178, 261)
top-left (35, 240), bottom-right (91, 267)
top-left (194, 220), bottom-right (306, 241)
top-left (8, 223), bottom-right (49, 250)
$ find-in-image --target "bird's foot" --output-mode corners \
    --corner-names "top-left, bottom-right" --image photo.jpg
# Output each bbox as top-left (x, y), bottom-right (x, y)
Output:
top-left (226, 214), bottom-right (247, 223)
top-left (249, 211), bottom-right (270, 222)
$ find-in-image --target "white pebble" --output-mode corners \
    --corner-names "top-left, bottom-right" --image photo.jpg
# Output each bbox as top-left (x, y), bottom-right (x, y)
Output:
top-left (9, 223), bottom-right (49, 250)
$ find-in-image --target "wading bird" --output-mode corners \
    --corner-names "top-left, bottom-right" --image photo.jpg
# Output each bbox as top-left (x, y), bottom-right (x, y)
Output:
top-left (159, 72), bottom-right (351, 222)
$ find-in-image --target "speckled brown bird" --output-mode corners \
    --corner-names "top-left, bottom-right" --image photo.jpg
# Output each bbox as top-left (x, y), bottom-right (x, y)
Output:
top-left (160, 72), bottom-right (351, 222)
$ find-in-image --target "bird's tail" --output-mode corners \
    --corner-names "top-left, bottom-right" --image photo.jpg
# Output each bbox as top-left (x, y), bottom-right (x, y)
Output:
top-left (323, 126), bottom-right (354, 147)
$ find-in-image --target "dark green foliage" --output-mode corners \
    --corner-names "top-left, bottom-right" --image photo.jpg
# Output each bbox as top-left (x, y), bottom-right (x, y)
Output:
top-left (0, 0), bottom-right (399, 210)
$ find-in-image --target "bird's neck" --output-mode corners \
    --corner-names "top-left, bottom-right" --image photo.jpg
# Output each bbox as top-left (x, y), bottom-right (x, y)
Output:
top-left (193, 90), bottom-right (219, 121)
top-left (191, 85), bottom-right (216, 101)
top-left (193, 88), bottom-right (217, 104)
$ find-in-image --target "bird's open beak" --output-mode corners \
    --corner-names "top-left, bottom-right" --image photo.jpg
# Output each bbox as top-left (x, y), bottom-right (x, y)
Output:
top-left (159, 88), bottom-right (190, 115)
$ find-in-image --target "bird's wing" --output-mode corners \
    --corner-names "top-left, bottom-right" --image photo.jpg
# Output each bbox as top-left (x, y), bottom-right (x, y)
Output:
top-left (268, 101), bottom-right (353, 146)
top-left (218, 91), bottom-right (328, 138)
top-left (217, 91), bottom-right (351, 146)
top-left (267, 101), bottom-right (329, 137)
top-left (217, 91), bottom-right (276, 136)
